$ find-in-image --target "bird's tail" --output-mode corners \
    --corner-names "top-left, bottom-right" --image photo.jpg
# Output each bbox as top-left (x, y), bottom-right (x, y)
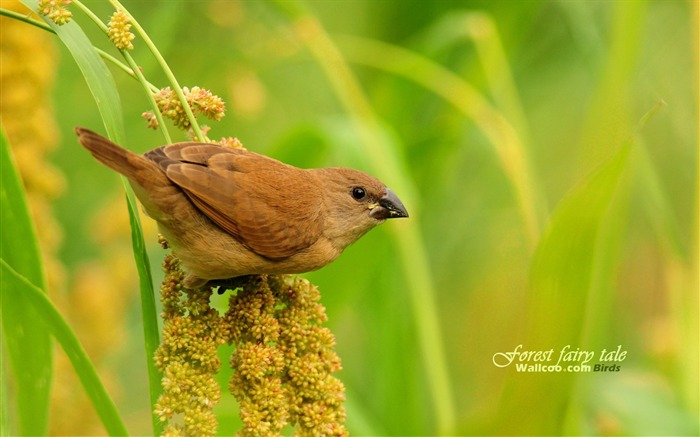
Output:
top-left (75, 127), bottom-right (168, 190)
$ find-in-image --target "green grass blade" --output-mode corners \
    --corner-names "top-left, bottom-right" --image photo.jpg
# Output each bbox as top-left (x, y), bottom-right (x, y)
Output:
top-left (337, 34), bottom-right (543, 249)
top-left (497, 144), bottom-right (631, 435)
top-left (20, 0), bottom-right (125, 142)
top-left (0, 7), bottom-right (54, 32)
top-left (19, 2), bottom-right (162, 433)
top-left (634, 142), bottom-right (688, 260)
top-left (110, 0), bottom-right (205, 141)
top-left (530, 143), bottom-right (630, 336)
top-left (1, 367), bottom-right (8, 436)
top-left (124, 188), bottom-right (163, 436)
top-left (344, 387), bottom-right (385, 437)
top-left (0, 259), bottom-right (129, 436)
top-left (0, 125), bottom-right (52, 435)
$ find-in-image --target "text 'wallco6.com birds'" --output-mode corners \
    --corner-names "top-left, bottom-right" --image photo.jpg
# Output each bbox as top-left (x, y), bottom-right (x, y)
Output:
top-left (76, 128), bottom-right (408, 288)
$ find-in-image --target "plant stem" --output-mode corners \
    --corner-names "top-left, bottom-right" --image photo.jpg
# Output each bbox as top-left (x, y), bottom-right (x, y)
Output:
top-left (0, 7), bottom-right (54, 32)
top-left (120, 52), bottom-right (172, 143)
top-left (110, 0), bottom-right (206, 142)
top-left (1, 260), bottom-right (130, 437)
top-left (47, 3), bottom-right (166, 433)
top-left (94, 47), bottom-right (159, 93)
top-left (0, 8), bottom-right (161, 96)
top-left (72, 0), bottom-right (171, 143)
top-left (122, 186), bottom-right (163, 437)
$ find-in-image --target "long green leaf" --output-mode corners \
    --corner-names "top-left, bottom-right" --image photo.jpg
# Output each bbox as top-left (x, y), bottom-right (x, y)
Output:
top-left (0, 126), bottom-right (52, 435)
top-left (125, 188), bottom-right (162, 435)
top-left (20, 0), bottom-right (125, 142)
top-left (337, 34), bottom-right (543, 248)
top-left (497, 144), bottom-right (631, 435)
top-left (0, 259), bottom-right (129, 436)
top-left (19, 2), bottom-right (162, 433)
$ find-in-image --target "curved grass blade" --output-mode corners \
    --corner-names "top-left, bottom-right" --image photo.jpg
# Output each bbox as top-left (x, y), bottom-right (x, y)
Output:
top-left (19, 0), bottom-right (125, 142)
top-left (497, 144), bottom-right (631, 435)
top-left (0, 126), bottom-right (52, 435)
top-left (19, 2), bottom-right (162, 433)
top-left (124, 187), bottom-right (162, 436)
top-left (336, 34), bottom-right (543, 249)
top-left (0, 259), bottom-right (129, 436)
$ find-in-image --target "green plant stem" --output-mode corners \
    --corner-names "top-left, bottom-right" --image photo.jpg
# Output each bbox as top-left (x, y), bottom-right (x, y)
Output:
top-left (1, 260), bottom-right (129, 437)
top-left (267, 1), bottom-right (456, 434)
top-left (123, 186), bottom-right (163, 437)
top-left (71, 0), bottom-right (107, 31)
top-left (448, 12), bottom-right (533, 145)
top-left (110, 0), bottom-right (206, 141)
top-left (26, 2), bottom-right (164, 433)
top-left (95, 47), bottom-right (159, 93)
top-left (120, 51), bottom-right (172, 143)
top-left (72, 0), bottom-right (171, 143)
top-left (462, 13), bottom-right (546, 231)
top-left (0, 8), bottom-right (160, 95)
top-left (0, 7), bottom-right (54, 31)
top-left (68, 3), bottom-right (167, 433)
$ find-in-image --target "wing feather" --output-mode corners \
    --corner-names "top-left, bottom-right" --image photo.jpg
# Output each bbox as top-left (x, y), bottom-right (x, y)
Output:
top-left (148, 143), bottom-right (323, 259)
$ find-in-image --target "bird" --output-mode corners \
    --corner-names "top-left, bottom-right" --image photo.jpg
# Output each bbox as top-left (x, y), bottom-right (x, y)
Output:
top-left (75, 128), bottom-right (408, 288)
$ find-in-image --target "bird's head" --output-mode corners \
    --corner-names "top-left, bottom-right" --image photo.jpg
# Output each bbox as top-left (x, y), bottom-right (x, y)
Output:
top-left (315, 167), bottom-right (408, 250)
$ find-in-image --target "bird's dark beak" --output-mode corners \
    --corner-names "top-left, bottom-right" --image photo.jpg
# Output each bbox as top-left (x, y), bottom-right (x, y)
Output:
top-left (370, 188), bottom-right (409, 220)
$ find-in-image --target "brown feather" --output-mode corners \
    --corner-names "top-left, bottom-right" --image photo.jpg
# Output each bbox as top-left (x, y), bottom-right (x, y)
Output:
top-left (153, 145), bottom-right (324, 260)
top-left (75, 127), bottom-right (407, 286)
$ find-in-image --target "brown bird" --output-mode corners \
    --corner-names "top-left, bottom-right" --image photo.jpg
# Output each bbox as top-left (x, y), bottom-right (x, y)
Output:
top-left (75, 128), bottom-right (408, 288)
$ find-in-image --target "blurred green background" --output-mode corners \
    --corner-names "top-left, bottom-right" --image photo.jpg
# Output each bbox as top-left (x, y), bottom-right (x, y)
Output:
top-left (4, 0), bottom-right (698, 435)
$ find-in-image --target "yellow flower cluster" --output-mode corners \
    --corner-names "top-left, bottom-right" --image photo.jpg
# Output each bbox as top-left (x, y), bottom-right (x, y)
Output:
top-left (154, 254), bottom-right (229, 437)
top-left (226, 276), bottom-right (348, 436)
top-left (0, 1), bottom-right (66, 295)
top-left (143, 86), bottom-right (225, 131)
top-left (151, 255), bottom-right (346, 435)
top-left (226, 276), bottom-right (289, 435)
top-left (273, 276), bottom-right (348, 437)
top-left (218, 136), bottom-right (245, 149)
top-left (107, 10), bottom-right (135, 51)
top-left (37, 0), bottom-right (72, 25)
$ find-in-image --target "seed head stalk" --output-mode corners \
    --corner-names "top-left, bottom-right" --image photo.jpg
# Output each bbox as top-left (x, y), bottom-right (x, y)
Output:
top-left (70, 0), bottom-right (172, 143)
top-left (109, 0), bottom-right (206, 142)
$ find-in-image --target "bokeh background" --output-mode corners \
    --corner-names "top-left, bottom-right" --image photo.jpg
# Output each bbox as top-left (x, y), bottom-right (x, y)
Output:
top-left (2, 0), bottom-right (698, 435)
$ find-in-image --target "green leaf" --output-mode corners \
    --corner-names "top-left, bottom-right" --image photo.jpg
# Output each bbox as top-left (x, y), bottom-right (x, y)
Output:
top-left (529, 144), bottom-right (631, 338)
top-left (19, 0), bottom-right (125, 142)
top-left (19, 2), bottom-right (161, 433)
top-left (0, 125), bottom-right (52, 435)
top-left (1, 259), bottom-right (129, 436)
top-left (497, 144), bottom-right (631, 435)
top-left (125, 188), bottom-right (162, 435)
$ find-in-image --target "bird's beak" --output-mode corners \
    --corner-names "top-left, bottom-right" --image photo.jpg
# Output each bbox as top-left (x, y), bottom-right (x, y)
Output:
top-left (370, 188), bottom-right (409, 220)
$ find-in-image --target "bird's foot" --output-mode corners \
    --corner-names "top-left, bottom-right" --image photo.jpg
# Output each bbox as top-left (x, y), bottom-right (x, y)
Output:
top-left (206, 275), bottom-right (256, 294)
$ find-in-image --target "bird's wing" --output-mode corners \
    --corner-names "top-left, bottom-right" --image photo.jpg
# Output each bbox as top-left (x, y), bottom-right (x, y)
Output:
top-left (146, 143), bottom-right (323, 260)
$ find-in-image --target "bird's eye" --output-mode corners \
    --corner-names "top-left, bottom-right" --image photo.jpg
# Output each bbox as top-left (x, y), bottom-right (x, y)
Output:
top-left (351, 187), bottom-right (366, 200)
